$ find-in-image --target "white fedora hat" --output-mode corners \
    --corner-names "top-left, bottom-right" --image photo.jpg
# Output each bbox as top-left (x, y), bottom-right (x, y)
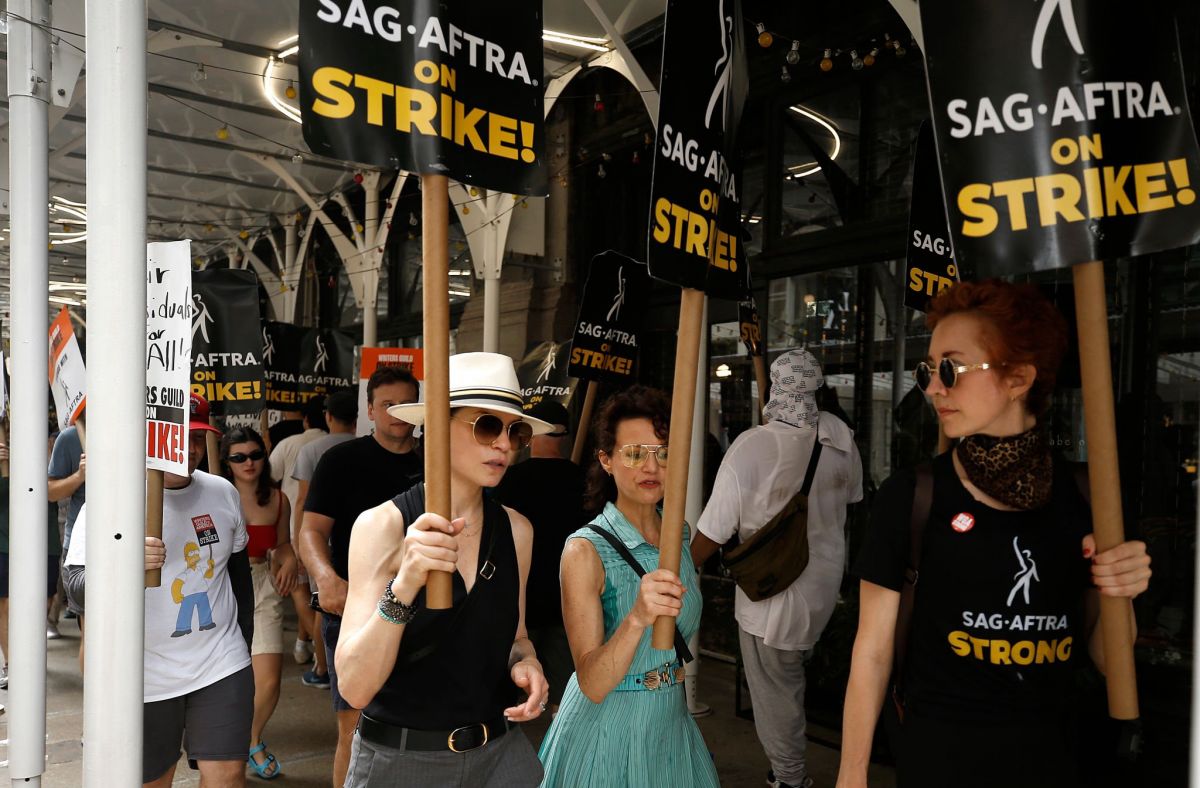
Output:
top-left (387, 352), bottom-right (557, 435)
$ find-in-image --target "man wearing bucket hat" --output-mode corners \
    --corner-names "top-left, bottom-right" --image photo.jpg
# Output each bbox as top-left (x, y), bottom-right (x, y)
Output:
top-left (65, 394), bottom-right (256, 786)
top-left (335, 352), bottom-right (553, 787)
top-left (494, 399), bottom-right (587, 712)
top-left (692, 349), bottom-right (863, 788)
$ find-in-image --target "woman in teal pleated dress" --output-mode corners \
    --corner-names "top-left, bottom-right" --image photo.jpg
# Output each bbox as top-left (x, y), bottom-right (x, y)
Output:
top-left (538, 386), bottom-right (719, 788)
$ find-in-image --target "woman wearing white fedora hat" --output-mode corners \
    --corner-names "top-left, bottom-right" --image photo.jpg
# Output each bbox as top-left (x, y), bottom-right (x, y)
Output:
top-left (335, 352), bottom-right (555, 787)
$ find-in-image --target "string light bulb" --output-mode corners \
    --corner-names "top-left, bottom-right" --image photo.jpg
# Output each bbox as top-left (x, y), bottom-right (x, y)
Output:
top-left (819, 49), bottom-right (834, 72)
top-left (216, 125), bottom-right (230, 140)
top-left (894, 38), bottom-right (908, 57)
top-left (786, 41), bottom-right (801, 66)
top-left (469, 187), bottom-right (479, 197)
top-left (780, 65), bottom-right (792, 84)
top-left (755, 23), bottom-right (773, 48)
top-left (292, 153), bottom-right (303, 164)
top-left (597, 163), bottom-right (607, 179)
top-left (850, 50), bottom-right (864, 70)
top-left (593, 93), bottom-right (604, 112)
top-left (409, 213), bottom-right (419, 226)
top-left (353, 172), bottom-right (364, 184)
top-left (355, 223), bottom-right (364, 232)
top-left (239, 229), bottom-right (249, 240)
top-left (864, 48), bottom-right (878, 67)
top-left (192, 63), bottom-right (207, 82)
top-left (205, 223), bottom-right (214, 232)
top-left (285, 81), bottom-right (297, 99)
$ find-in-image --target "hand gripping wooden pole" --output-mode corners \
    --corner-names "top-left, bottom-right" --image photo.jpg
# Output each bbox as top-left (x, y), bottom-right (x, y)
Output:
top-left (145, 469), bottom-right (164, 587)
top-left (1073, 260), bottom-right (1139, 720)
top-left (422, 174), bottom-right (453, 610)
top-left (653, 287), bottom-right (706, 650)
top-left (570, 381), bottom-right (598, 465)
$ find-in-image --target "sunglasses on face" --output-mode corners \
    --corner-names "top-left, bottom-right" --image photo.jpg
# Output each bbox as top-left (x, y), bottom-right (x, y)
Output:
top-left (227, 449), bottom-right (266, 464)
top-left (453, 414), bottom-right (533, 451)
top-left (614, 443), bottom-right (669, 469)
top-left (915, 358), bottom-right (1001, 392)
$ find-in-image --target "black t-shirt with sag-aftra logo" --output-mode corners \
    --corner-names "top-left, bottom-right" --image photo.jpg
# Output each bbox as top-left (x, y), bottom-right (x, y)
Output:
top-left (855, 451), bottom-right (1093, 721)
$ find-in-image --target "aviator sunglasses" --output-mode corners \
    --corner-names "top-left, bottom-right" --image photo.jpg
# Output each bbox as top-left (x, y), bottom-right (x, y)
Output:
top-left (227, 449), bottom-right (266, 464)
top-left (614, 443), bottom-right (669, 469)
top-left (453, 413), bottom-right (534, 451)
top-left (915, 358), bottom-right (1003, 392)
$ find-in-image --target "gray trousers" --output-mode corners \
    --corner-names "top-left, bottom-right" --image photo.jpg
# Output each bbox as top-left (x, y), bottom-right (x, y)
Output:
top-left (345, 725), bottom-right (543, 788)
top-left (739, 628), bottom-right (812, 786)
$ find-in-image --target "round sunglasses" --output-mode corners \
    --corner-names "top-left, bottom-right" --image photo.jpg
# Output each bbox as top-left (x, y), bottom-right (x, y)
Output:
top-left (915, 358), bottom-right (1002, 392)
top-left (453, 413), bottom-right (533, 451)
top-left (227, 449), bottom-right (266, 464)
top-left (614, 443), bottom-right (669, 469)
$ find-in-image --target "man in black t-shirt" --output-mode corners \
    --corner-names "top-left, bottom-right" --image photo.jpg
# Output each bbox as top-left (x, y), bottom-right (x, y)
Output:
top-left (298, 366), bottom-right (422, 788)
top-left (493, 400), bottom-right (586, 710)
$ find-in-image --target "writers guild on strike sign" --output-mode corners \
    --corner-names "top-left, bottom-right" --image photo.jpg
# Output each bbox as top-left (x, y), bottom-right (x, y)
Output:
top-left (920, 0), bottom-right (1200, 277)
top-left (299, 0), bottom-right (546, 196)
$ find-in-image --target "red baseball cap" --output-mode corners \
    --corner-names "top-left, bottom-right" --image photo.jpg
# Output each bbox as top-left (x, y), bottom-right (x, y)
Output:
top-left (189, 394), bottom-right (222, 434)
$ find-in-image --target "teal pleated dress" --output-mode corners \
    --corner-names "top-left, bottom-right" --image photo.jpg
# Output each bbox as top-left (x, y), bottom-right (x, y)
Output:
top-left (537, 503), bottom-right (719, 788)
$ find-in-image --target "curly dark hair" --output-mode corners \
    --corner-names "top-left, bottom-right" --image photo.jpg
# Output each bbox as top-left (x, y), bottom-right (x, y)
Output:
top-left (220, 427), bottom-right (276, 507)
top-left (583, 385), bottom-right (671, 514)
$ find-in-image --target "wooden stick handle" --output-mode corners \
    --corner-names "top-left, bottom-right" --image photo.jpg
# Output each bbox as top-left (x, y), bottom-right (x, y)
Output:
top-left (1073, 260), bottom-right (1139, 720)
top-left (206, 431), bottom-right (221, 478)
top-left (570, 382), bottom-right (598, 465)
top-left (752, 355), bottom-right (768, 417)
top-left (422, 174), bottom-right (453, 610)
top-left (75, 420), bottom-right (86, 452)
top-left (146, 469), bottom-right (165, 587)
top-left (653, 287), bottom-right (706, 651)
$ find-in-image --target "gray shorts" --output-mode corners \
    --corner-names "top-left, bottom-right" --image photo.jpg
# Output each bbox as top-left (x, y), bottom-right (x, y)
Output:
top-left (345, 724), bottom-right (543, 787)
top-left (142, 665), bottom-right (254, 783)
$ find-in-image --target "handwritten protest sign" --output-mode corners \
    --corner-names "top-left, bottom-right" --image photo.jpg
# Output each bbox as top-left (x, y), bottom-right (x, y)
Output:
top-left (299, 0), bottom-right (546, 195)
top-left (145, 241), bottom-right (193, 475)
top-left (48, 307), bottom-right (86, 430)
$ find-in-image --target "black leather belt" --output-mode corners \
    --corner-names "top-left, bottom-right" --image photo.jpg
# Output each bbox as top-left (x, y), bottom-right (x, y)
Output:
top-left (358, 713), bottom-right (512, 753)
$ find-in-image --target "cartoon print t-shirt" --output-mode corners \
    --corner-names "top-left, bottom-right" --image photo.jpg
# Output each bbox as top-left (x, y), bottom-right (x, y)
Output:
top-left (854, 451), bottom-right (1093, 721)
top-left (66, 470), bottom-right (250, 702)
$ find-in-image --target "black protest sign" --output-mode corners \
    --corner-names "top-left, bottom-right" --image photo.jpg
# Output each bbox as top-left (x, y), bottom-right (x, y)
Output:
top-left (299, 0), bottom-right (546, 196)
top-left (298, 328), bottom-right (356, 402)
top-left (920, 0), bottom-right (1200, 277)
top-left (568, 252), bottom-right (650, 384)
top-left (516, 340), bottom-right (575, 410)
top-left (905, 122), bottom-right (958, 312)
top-left (262, 321), bottom-right (305, 409)
top-left (647, 0), bottom-right (750, 296)
top-left (191, 269), bottom-right (265, 416)
top-left (738, 296), bottom-right (764, 357)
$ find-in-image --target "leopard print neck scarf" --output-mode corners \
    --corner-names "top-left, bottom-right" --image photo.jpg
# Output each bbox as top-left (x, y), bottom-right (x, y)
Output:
top-left (956, 428), bottom-right (1053, 510)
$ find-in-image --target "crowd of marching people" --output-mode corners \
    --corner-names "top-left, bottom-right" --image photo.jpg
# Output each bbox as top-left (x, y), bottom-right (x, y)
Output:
top-left (7, 281), bottom-right (1154, 787)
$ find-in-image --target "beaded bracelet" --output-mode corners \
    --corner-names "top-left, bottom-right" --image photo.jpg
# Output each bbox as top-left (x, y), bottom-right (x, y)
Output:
top-left (376, 580), bottom-right (419, 625)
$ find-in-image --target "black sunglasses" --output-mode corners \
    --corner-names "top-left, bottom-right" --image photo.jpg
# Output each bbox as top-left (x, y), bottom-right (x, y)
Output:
top-left (227, 449), bottom-right (266, 464)
top-left (915, 358), bottom-right (1002, 392)
top-left (453, 414), bottom-right (533, 451)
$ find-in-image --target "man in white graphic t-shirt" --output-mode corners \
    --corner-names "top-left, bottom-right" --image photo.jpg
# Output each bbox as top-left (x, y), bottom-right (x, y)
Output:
top-left (64, 395), bottom-right (255, 787)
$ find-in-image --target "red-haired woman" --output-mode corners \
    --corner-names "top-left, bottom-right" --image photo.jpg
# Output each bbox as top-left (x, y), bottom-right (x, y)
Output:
top-left (836, 280), bottom-right (1151, 788)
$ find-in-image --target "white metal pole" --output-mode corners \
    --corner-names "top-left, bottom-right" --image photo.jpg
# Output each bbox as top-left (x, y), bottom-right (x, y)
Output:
top-left (7, 0), bottom-right (50, 782)
top-left (83, 0), bottom-right (147, 783)
top-left (684, 296), bottom-right (709, 717)
top-left (482, 275), bottom-right (500, 353)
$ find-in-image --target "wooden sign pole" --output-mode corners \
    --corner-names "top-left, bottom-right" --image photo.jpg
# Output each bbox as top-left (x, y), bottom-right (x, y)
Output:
top-left (752, 355), bottom-right (768, 416)
top-left (145, 469), bottom-right (164, 587)
top-left (206, 431), bottom-right (221, 478)
top-left (74, 419), bottom-right (86, 451)
top-left (653, 286), bottom-right (706, 650)
top-left (1072, 260), bottom-right (1139, 720)
top-left (422, 174), bottom-right (453, 610)
top-left (570, 381), bottom-right (598, 465)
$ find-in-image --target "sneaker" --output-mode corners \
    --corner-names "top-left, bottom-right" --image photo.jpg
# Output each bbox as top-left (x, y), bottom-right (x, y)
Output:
top-left (47, 623), bottom-right (61, 640)
top-left (767, 770), bottom-right (813, 788)
top-left (292, 638), bottom-right (314, 665)
top-left (301, 669), bottom-right (330, 689)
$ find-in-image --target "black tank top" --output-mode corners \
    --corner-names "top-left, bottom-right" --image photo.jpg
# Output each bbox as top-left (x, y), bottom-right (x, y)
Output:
top-left (364, 484), bottom-right (521, 729)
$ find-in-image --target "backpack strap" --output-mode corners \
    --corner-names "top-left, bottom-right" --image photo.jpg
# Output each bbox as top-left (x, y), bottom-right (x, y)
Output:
top-left (800, 439), bottom-right (824, 496)
top-left (584, 524), bottom-right (694, 664)
top-left (892, 462), bottom-right (933, 709)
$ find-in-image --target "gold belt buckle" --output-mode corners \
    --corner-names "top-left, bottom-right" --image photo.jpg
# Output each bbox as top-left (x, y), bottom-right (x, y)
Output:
top-left (447, 723), bottom-right (488, 753)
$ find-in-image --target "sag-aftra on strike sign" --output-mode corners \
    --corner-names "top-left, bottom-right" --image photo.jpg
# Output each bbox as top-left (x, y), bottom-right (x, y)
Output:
top-left (300, 0), bottom-right (546, 196)
top-left (921, 0), bottom-right (1200, 277)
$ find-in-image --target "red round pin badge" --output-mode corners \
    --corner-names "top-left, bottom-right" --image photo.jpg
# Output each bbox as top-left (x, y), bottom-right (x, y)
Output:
top-left (951, 512), bottom-right (975, 533)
